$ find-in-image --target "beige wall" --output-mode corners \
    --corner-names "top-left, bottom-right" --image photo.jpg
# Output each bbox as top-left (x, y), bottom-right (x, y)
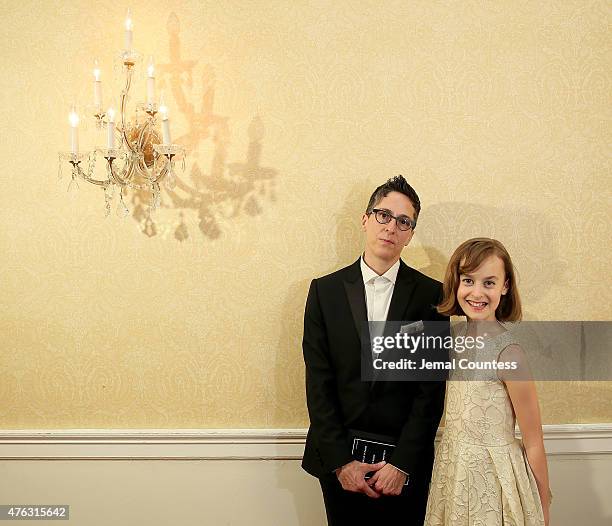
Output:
top-left (0, 0), bottom-right (610, 428)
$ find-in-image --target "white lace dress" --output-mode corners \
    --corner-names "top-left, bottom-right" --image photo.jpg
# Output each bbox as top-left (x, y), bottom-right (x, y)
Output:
top-left (424, 331), bottom-right (545, 525)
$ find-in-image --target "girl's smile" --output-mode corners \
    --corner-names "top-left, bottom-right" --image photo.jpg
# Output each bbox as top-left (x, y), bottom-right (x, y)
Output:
top-left (457, 255), bottom-right (508, 322)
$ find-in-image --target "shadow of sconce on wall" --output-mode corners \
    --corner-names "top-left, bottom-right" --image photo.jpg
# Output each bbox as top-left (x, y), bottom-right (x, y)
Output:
top-left (133, 13), bottom-right (278, 241)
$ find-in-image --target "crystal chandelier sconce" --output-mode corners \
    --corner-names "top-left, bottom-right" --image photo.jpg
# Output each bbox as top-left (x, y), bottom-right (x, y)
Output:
top-left (58, 9), bottom-right (186, 218)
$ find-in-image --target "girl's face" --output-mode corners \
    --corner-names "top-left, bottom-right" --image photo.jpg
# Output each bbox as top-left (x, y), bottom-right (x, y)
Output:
top-left (457, 255), bottom-right (508, 322)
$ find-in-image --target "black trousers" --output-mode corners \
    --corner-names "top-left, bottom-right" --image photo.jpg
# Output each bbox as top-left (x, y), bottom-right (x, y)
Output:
top-left (319, 474), bottom-right (428, 526)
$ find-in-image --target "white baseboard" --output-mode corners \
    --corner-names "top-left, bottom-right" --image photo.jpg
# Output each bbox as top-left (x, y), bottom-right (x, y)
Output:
top-left (532, 424), bottom-right (612, 456)
top-left (0, 424), bottom-right (610, 459)
top-left (2, 426), bottom-right (610, 526)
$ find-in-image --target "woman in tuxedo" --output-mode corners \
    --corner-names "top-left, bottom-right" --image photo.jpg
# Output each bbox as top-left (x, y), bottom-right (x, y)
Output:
top-left (302, 175), bottom-right (448, 525)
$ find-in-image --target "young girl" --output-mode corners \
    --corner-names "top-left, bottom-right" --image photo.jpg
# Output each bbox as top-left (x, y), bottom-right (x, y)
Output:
top-left (424, 238), bottom-right (552, 526)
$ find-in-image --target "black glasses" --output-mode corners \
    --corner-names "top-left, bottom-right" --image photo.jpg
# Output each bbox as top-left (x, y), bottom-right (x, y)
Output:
top-left (370, 208), bottom-right (416, 231)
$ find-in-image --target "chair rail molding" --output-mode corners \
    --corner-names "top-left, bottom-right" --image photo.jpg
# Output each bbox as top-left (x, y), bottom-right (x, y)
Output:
top-left (0, 424), bottom-right (610, 460)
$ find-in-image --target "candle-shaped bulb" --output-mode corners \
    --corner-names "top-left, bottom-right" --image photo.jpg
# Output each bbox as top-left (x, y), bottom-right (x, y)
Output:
top-left (125, 8), bottom-right (133, 31)
top-left (69, 109), bottom-right (80, 128)
top-left (93, 59), bottom-right (101, 81)
top-left (107, 105), bottom-right (116, 149)
top-left (69, 105), bottom-right (79, 153)
top-left (146, 56), bottom-right (156, 105)
top-left (93, 59), bottom-right (102, 110)
top-left (158, 93), bottom-right (168, 120)
top-left (124, 8), bottom-right (133, 51)
top-left (158, 93), bottom-right (171, 145)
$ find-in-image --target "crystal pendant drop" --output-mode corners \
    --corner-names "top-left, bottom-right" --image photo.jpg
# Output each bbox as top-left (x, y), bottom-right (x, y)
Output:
top-left (150, 184), bottom-right (161, 211)
top-left (165, 171), bottom-right (177, 190)
top-left (116, 195), bottom-right (129, 218)
top-left (67, 177), bottom-right (79, 195)
top-left (103, 184), bottom-right (112, 217)
top-left (105, 184), bottom-right (115, 200)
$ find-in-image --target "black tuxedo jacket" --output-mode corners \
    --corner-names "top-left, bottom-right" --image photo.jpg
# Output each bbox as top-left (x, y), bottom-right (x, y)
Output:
top-left (301, 258), bottom-right (447, 485)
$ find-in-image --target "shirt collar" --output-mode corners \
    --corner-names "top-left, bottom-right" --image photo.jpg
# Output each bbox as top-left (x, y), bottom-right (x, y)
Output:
top-left (360, 255), bottom-right (400, 285)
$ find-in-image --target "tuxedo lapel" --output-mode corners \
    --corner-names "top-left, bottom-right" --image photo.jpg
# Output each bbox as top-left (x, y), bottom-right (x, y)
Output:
top-left (386, 261), bottom-right (417, 322)
top-left (343, 260), bottom-right (368, 346)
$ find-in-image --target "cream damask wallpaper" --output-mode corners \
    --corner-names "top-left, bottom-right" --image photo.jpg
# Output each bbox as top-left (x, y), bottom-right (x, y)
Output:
top-left (0, 0), bottom-right (610, 428)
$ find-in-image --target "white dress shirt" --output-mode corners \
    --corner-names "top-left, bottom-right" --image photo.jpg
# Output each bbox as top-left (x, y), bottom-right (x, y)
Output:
top-left (360, 256), bottom-right (400, 323)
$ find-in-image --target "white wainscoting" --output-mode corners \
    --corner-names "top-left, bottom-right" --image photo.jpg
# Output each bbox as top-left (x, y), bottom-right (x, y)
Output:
top-left (0, 425), bottom-right (611, 526)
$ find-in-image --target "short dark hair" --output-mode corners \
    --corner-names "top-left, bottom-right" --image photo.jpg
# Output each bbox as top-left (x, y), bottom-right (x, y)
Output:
top-left (365, 175), bottom-right (421, 225)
